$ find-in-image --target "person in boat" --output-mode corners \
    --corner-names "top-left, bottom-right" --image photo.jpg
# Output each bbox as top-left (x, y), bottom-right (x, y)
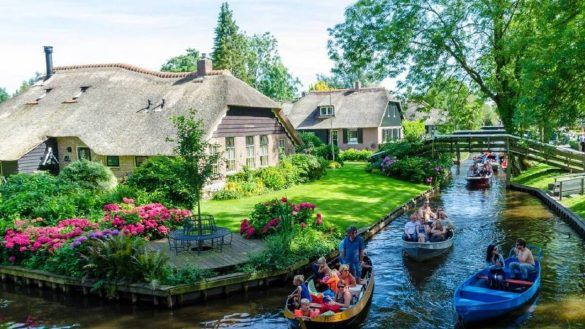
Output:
top-left (320, 266), bottom-right (341, 293)
top-left (437, 207), bottom-right (454, 238)
top-left (485, 244), bottom-right (506, 289)
top-left (330, 281), bottom-right (352, 309)
top-left (338, 264), bottom-right (357, 287)
top-left (509, 239), bottom-right (536, 280)
top-left (430, 220), bottom-right (446, 242)
top-left (420, 199), bottom-right (436, 221)
top-left (311, 256), bottom-right (327, 282)
top-left (341, 226), bottom-right (365, 280)
top-left (360, 250), bottom-right (372, 279)
top-left (292, 274), bottom-right (312, 306)
top-left (404, 213), bottom-right (419, 242)
top-left (417, 216), bottom-right (430, 243)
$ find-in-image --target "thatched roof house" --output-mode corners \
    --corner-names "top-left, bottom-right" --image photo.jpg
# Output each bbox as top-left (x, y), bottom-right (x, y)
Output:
top-left (285, 82), bottom-right (403, 150)
top-left (405, 101), bottom-right (447, 135)
top-left (0, 47), bottom-right (299, 178)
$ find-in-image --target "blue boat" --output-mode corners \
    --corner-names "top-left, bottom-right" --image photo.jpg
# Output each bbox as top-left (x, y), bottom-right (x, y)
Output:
top-left (454, 245), bottom-right (542, 324)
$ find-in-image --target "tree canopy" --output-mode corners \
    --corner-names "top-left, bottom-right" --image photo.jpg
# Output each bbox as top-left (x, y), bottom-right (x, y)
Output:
top-left (160, 48), bottom-right (201, 72)
top-left (0, 87), bottom-right (8, 104)
top-left (210, 3), bottom-right (299, 101)
top-left (328, 0), bottom-right (585, 137)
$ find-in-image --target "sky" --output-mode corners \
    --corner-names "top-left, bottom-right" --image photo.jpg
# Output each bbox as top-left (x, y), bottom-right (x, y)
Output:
top-left (0, 0), bottom-right (362, 95)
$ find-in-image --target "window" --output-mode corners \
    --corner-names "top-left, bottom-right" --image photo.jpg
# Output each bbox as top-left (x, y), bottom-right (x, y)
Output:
top-left (246, 136), bottom-right (256, 168)
top-left (106, 156), bottom-right (120, 167)
top-left (260, 135), bottom-right (269, 167)
top-left (135, 156), bottom-right (148, 167)
top-left (77, 147), bottom-right (91, 161)
top-left (387, 103), bottom-right (398, 118)
top-left (348, 129), bottom-right (359, 144)
top-left (330, 130), bottom-right (339, 146)
top-left (209, 145), bottom-right (220, 175)
top-left (278, 139), bottom-right (286, 154)
top-left (73, 86), bottom-right (90, 100)
top-left (319, 105), bottom-right (335, 117)
top-left (383, 128), bottom-right (401, 142)
top-left (225, 137), bottom-right (236, 172)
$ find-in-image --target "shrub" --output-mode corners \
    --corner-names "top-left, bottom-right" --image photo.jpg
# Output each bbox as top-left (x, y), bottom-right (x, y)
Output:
top-left (58, 160), bottom-right (117, 192)
top-left (377, 140), bottom-right (424, 159)
top-left (328, 161), bottom-right (342, 169)
top-left (126, 157), bottom-right (193, 207)
top-left (377, 153), bottom-right (453, 186)
top-left (162, 265), bottom-right (216, 285)
top-left (339, 148), bottom-right (373, 161)
top-left (258, 167), bottom-right (288, 190)
top-left (287, 154), bottom-right (326, 182)
top-left (240, 197), bottom-right (329, 239)
top-left (403, 120), bottom-right (426, 142)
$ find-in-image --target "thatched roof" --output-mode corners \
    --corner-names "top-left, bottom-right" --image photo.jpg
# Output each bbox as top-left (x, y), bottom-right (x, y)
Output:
top-left (286, 88), bottom-right (401, 130)
top-left (404, 101), bottom-right (447, 126)
top-left (0, 64), bottom-right (299, 161)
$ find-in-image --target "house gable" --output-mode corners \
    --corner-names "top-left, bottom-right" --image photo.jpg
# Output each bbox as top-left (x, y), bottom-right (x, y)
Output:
top-left (213, 106), bottom-right (287, 138)
top-left (380, 101), bottom-right (403, 127)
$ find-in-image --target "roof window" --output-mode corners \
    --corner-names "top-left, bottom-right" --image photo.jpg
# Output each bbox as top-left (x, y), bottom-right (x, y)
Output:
top-left (137, 98), bottom-right (165, 113)
top-left (63, 86), bottom-right (90, 103)
top-left (318, 105), bottom-right (335, 118)
top-left (26, 88), bottom-right (52, 105)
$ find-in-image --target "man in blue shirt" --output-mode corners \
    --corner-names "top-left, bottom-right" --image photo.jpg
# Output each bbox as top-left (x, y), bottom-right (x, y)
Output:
top-left (341, 226), bottom-right (365, 279)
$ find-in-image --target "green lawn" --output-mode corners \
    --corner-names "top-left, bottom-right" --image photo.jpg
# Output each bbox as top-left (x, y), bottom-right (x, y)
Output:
top-left (512, 162), bottom-right (585, 218)
top-left (511, 163), bottom-right (564, 190)
top-left (202, 162), bottom-right (429, 232)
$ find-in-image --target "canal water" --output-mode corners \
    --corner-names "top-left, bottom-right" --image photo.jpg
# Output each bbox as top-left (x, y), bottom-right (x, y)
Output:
top-left (1, 160), bottom-right (585, 328)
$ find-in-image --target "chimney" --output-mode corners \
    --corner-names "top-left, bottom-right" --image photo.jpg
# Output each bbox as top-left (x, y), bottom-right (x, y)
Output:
top-left (44, 46), bottom-right (53, 80)
top-left (354, 80), bottom-right (361, 90)
top-left (197, 53), bottom-right (213, 77)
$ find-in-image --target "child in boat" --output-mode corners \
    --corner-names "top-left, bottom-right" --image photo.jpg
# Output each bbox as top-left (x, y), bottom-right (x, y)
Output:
top-left (430, 220), bottom-right (446, 242)
top-left (321, 266), bottom-right (340, 293)
top-left (292, 274), bottom-right (312, 306)
top-left (403, 214), bottom-right (419, 241)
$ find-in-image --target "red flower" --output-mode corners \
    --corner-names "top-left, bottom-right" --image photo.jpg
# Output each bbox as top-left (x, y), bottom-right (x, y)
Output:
top-left (281, 197), bottom-right (287, 203)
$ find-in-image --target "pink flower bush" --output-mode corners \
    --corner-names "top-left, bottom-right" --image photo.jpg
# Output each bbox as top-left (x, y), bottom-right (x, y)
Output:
top-left (102, 202), bottom-right (189, 240)
top-left (240, 197), bottom-right (326, 239)
top-left (3, 218), bottom-right (96, 255)
top-left (2, 200), bottom-right (191, 262)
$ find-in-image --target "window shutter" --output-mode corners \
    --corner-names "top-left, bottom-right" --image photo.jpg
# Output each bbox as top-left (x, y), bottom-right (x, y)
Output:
top-left (343, 129), bottom-right (348, 144)
top-left (358, 128), bottom-right (363, 143)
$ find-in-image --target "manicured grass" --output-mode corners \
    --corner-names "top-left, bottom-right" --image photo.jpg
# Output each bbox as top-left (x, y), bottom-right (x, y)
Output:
top-left (512, 162), bottom-right (585, 219)
top-left (202, 162), bottom-right (429, 232)
top-left (511, 163), bottom-right (564, 190)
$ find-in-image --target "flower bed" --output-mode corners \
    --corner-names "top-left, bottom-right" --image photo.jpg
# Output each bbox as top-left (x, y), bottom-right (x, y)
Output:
top-left (239, 197), bottom-right (328, 239)
top-left (1, 200), bottom-right (190, 265)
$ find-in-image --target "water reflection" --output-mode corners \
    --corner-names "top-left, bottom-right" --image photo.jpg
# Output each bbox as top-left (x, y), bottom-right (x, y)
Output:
top-left (1, 160), bottom-right (585, 328)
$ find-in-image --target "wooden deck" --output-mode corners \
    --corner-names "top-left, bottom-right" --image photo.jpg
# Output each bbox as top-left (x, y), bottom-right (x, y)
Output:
top-left (147, 233), bottom-right (266, 271)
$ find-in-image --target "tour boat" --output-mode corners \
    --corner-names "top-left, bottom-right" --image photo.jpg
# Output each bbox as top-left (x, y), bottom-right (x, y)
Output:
top-left (402, 233), bottom-right (454, 262)
top-left (454, 246), bottom-right (542, 324)
top-left (465, 172), bottom-right (492, 186)
top-left (284, 270), bottom-right (374, 329)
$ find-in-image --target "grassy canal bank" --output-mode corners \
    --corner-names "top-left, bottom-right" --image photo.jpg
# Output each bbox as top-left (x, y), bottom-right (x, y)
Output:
top-left (203, 162), bottom-right (430, 231)
top-left (512, 162), bottom-right (585, 220)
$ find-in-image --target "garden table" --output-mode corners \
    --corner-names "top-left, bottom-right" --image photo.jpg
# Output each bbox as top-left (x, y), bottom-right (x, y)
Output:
top-left (167, 215), bottom-right (232, 255)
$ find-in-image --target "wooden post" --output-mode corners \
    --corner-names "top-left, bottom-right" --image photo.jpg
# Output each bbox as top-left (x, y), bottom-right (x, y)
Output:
top-left (506, 137), bottom-right (511, 185)
top-left (559, 182), bottom-right (563, 201)
top-left (581, 178), bottom-right (584, 195)
top-left (456, 140), bottom-right (461, 165)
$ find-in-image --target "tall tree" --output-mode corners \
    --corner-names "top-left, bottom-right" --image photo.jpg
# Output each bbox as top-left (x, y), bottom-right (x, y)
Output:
top-left (211, 2), bottom-right (251, 84)
top-left (328, 0), bottom-right (582, 134)
top-left (160, 48), bottom-right (201, 72)
top-left (409, 78), bottom-right (486, 132)
top-left (247, 33), bottom-right (300, 101)
top-left (0, 87), bottom-right (9, 104)
top-left (169, 110), bottom-right (221, 231)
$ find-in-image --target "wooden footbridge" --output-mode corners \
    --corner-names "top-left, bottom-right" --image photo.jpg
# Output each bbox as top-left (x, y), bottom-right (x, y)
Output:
top-left (420, 129), bottom-right (585, 183)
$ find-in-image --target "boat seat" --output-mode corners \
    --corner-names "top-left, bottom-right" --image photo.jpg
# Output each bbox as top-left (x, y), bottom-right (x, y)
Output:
top-left (348, 284), bottom-right (363, 297)
top-left (460, 285), bottom-right (520, 300)
top-left (477, 275), bottom-right (534, 286)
